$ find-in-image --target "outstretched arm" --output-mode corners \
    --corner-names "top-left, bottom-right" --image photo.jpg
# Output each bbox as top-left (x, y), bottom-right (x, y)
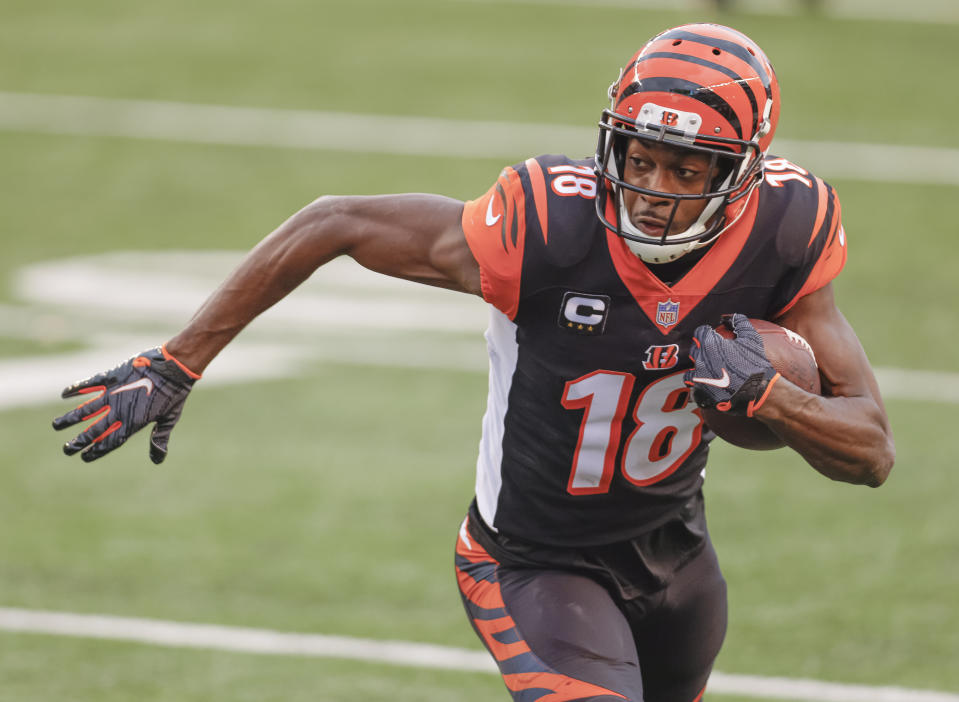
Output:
top-left (759, 283), bottom-right (895, 486)
top-left (54, 193), bottom-right (481, 462)
top-left (168, 193), bottom-right (481, 372)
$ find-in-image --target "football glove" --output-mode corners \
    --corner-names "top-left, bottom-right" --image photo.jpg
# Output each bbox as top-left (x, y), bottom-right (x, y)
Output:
top-left (683, 314), bottom-right (781, 416)
top-left (52, 345), bottom-right (200, 464)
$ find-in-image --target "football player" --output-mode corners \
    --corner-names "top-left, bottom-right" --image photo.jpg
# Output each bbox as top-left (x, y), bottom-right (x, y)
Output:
top-left (53, 23), bottom-right (894, 702)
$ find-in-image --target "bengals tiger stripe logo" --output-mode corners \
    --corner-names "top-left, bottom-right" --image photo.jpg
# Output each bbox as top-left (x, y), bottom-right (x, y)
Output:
top-left (643, 343), bottom-right (680, 370)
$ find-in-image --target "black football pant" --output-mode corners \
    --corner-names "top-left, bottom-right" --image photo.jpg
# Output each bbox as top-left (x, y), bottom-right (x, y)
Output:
top-left (455, 516), bottom-right (726, 701)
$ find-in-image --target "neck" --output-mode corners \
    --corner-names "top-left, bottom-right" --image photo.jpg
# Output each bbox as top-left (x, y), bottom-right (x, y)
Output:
top-left (643, 241), bottom-right (714, 285)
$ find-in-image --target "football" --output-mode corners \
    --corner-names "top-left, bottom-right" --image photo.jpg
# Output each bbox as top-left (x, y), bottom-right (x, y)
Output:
top-left (700, 318), bottom-right (821, 450)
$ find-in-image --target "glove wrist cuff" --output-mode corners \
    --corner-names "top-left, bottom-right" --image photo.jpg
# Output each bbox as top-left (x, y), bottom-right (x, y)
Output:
top-left (161, 344), bottom-right (202, 380)
top-left (746, 371), bottom-right (781, 418)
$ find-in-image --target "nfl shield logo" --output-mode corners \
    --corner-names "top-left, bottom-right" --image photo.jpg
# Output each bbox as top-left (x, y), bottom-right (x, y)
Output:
top-left (656, 299), bottom-right (680, 329)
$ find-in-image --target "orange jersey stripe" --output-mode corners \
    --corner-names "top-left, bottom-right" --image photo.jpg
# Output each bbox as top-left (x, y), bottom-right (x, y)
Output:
top-left (474, 616), bottom-right (532, 661)
top-left (525, 157), bottom-right (549, 244)
top-left (776, 194), bottom-right (846, 317)
top-left (502, 672), bottom-right (628, 701)
top-left (455, 567), bottom-right (506, 612)
top-left (455, 518), bottom-right (631, 701)
top-left (808, 177), bottom-right (829, 248)
top-left (461, 167), bottom-right (526, 320)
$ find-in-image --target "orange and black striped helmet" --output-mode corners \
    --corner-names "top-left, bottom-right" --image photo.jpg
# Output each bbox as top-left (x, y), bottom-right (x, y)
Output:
top-left (594, 24), bottom-right (780, 263)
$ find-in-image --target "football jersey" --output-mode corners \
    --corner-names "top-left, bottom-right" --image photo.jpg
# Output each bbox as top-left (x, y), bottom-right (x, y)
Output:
top-left (461, 154), bottom-right (846, 547)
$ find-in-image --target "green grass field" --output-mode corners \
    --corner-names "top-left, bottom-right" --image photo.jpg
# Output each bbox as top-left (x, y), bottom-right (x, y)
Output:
top-left (2, 1), bottom-right (958, 700)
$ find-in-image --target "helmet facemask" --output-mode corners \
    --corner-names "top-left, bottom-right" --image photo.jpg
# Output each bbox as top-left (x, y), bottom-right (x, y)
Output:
top-left (595, 106), bottom-right (765, 264)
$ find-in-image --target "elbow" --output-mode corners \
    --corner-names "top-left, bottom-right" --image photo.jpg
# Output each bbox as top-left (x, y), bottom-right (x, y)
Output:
top-left (295, 195), bottom-right (340, 231)
top-left (275, 195), bottom-right (353, 253)
top-left (864, 437), bottom-right (896, 487)
top-left (852, 435), bottom-right (896, 488)
top-left (812, 434), bottom-right (895, 488)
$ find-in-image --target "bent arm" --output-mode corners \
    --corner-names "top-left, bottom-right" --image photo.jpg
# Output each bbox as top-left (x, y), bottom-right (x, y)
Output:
top-left (759, 284), bottom-right (895, 486)
top-left (165, 194), bottom-right (481, 373)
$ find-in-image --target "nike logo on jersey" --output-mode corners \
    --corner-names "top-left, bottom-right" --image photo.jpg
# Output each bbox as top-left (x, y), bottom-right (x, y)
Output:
top-left (111, 377), bottom-right (154, 396)
top-left (485, 195), bottom-right (502, 226)
top-left (688, 369), bottom-right (730, 388)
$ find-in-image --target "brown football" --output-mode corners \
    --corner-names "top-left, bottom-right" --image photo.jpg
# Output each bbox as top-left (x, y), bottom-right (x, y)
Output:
top-left (701, 319), bottom-right (821, 450)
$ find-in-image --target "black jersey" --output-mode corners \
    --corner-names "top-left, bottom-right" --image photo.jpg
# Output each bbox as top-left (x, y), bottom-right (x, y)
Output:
top-left (461, 154), bottom-right (846, 547)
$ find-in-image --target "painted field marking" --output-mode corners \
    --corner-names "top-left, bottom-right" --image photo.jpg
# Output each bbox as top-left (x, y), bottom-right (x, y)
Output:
top-left (2, 252), bottom-right (957, 409)
top-left (453, 0), bottom-right (959, 25)
top-left (2, 91), bottom-right (958, 186)
top-left (1, 607), bottom-right (956, 702)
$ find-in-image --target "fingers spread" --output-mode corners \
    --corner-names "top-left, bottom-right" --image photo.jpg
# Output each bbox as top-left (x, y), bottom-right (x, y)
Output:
top-left (52, 389), bottom-right (109, 431)
top-left (72, 420), bottom-right (126, 462)
top-left (80, 429), bottom-right (126, 462)
top-left (60, 372), bottom-right (111, 399)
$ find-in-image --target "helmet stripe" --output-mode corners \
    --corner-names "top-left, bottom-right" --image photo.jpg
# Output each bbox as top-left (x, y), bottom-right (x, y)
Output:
top-left (655, 29), bottom-right (773, 99)
top-left (637, 51), bottom-right (759, 138)
top-left (618, 77), bottom-right (743, 139)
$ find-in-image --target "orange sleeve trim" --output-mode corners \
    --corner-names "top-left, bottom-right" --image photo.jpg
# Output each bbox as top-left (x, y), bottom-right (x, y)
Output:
top-left (524, 157), bottom-right (549, 244)
top-left (505, 167), bottom-right (527, 254)
top-left (461, 168), bottom-right (527, 320)
top-left (161, 344), bottom-right (202, 379)
top-left (808, 177), bottom-right (829, 248)
top-left (775, 195), bottom-right (847, 318)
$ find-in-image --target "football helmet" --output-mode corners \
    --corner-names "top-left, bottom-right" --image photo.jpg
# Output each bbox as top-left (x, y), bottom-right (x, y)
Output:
top-left (594, 24), bottom-right (780, 263)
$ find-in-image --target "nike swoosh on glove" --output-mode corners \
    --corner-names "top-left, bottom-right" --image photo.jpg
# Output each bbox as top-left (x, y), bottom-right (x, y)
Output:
top-left (52, 345), bottom-right (200, 464)
top-left (683, 313), bottom-right (781, 416)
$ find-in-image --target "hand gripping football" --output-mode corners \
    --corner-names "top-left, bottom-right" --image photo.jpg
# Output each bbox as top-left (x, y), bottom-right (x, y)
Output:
top-left (701, 319), bottom-right (820, 450)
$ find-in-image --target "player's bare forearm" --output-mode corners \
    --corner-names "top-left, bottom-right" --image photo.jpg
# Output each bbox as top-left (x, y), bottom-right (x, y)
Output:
top-left (765, 285), bottom-right (895, 486)
top-left (756, 381), bottom-right (894, 486)
top-left (166, 194), bottom-right (479, 373)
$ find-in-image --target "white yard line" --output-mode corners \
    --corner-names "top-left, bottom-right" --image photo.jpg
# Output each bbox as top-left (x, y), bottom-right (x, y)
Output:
top-left (453, 0), bottom-right (959, 25)
top-left (2, 252), bottom-right (957, 409)
top-left (2, 91), bottom-right (958, 185)
top-left (1, 607), bottom-right (956, 702)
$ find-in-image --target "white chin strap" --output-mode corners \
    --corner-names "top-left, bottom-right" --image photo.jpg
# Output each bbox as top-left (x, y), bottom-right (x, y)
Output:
top-left (619, 188), bottom-right (726, 264)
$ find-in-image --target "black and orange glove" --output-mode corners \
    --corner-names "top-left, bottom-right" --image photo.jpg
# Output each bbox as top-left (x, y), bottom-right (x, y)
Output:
top-left (683, 314), bottom-right (780, 416)
top-left (52, 346), bottom-right (200, 464)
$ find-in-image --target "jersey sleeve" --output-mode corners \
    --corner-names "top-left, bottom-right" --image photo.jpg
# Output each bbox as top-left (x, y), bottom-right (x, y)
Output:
top-left (462, 165), bottom-right (529, 320)
top-left (771, 176), bottom-right (848, 317)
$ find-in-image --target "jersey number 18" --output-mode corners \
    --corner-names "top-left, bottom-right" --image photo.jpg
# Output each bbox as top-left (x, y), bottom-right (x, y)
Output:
top-left (561, 371), bottom-right (703, 495)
